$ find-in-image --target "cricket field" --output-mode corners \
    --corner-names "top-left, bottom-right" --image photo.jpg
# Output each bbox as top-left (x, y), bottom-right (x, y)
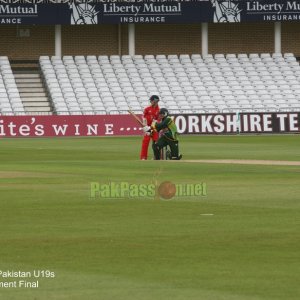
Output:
top-left (0, 135), bottom-right (299, 300)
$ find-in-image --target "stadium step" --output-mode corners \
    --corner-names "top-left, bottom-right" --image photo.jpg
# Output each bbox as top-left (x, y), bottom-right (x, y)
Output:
top-left (18, 87), bottom-right (45, 93)
top-left (15, 78), bottom-right (43, 84)
top-left (14, 73), bottom-right (40, 79)
top-left (17, 83), bottom-right (44, 88)
top-left (20, 92), bottom-right (48, 97)
top-left (12, 65), bottom-right (53, 115)
top-left (25, 107), bottom-right (52, 113)
top-left (22, 101), bottom-right (50, 107)
top-left (22, 97), bottom-right (49, 102)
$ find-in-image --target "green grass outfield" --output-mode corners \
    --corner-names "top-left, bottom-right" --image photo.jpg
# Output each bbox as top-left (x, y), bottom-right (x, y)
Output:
top-left (0, 135), bottom-right (300, 300)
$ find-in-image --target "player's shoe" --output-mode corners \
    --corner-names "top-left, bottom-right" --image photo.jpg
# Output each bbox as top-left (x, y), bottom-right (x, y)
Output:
top-left (171, 154), bottom-right (182, 160)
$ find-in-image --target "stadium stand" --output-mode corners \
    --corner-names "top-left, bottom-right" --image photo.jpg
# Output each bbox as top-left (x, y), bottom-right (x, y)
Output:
top-left (13, 65), bottom-right (51, 115)
top-left (39, 53), bottom-right (300, 115)
top-left (0, 56), bottom-right (25, 115)
top-left (0, 52), bottom-right (298, 116)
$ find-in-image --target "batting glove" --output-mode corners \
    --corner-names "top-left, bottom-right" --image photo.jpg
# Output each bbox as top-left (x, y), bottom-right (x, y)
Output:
top-left (142, 125), bottom-right (151, 133)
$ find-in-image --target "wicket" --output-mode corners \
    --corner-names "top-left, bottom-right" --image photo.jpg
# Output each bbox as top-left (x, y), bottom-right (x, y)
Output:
top-left (160, 146), bottom-right (170, 160)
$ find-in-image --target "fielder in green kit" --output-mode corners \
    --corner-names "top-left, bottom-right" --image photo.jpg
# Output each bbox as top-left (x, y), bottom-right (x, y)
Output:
top-left (142, 108), bottom-right (182, 160)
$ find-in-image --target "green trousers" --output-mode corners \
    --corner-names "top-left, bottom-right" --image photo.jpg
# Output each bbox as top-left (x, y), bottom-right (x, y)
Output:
top-left (152, 135), bottom-right (179, 160)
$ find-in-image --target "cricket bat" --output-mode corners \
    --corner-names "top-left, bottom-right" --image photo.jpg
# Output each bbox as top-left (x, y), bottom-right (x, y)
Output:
top-left (128, 110), bottom-right (144, 126)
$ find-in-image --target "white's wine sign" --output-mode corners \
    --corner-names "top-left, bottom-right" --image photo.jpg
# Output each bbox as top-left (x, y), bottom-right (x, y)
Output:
top-left (0, 113), bottom-right (299, 137)
top-left (174, 113), bottom-right (300, 134)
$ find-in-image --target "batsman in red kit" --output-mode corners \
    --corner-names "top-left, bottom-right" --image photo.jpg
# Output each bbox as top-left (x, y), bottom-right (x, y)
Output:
top-left (140, 95), bottom-right (160, 160)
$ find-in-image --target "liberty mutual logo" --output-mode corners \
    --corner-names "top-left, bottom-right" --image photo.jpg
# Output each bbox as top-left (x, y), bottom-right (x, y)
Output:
top-left (69, 1), bottom-right (99, 25)
top-left (211, 0), bottom-right (242, 23)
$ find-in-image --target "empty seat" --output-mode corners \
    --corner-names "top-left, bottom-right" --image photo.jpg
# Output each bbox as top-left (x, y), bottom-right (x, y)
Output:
top-left (37, 54), bottom-right (300, 115)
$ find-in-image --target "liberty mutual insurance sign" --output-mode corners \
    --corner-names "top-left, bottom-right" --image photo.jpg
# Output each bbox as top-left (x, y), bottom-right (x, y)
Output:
top-left (0, 4), bottom-right (38, 24)
top-left (246, 1), bottom-right (300, 21)
top-left (103, 3), bottom-right (182, 23)
top-left (1, 1), bottom-right (300, 25)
